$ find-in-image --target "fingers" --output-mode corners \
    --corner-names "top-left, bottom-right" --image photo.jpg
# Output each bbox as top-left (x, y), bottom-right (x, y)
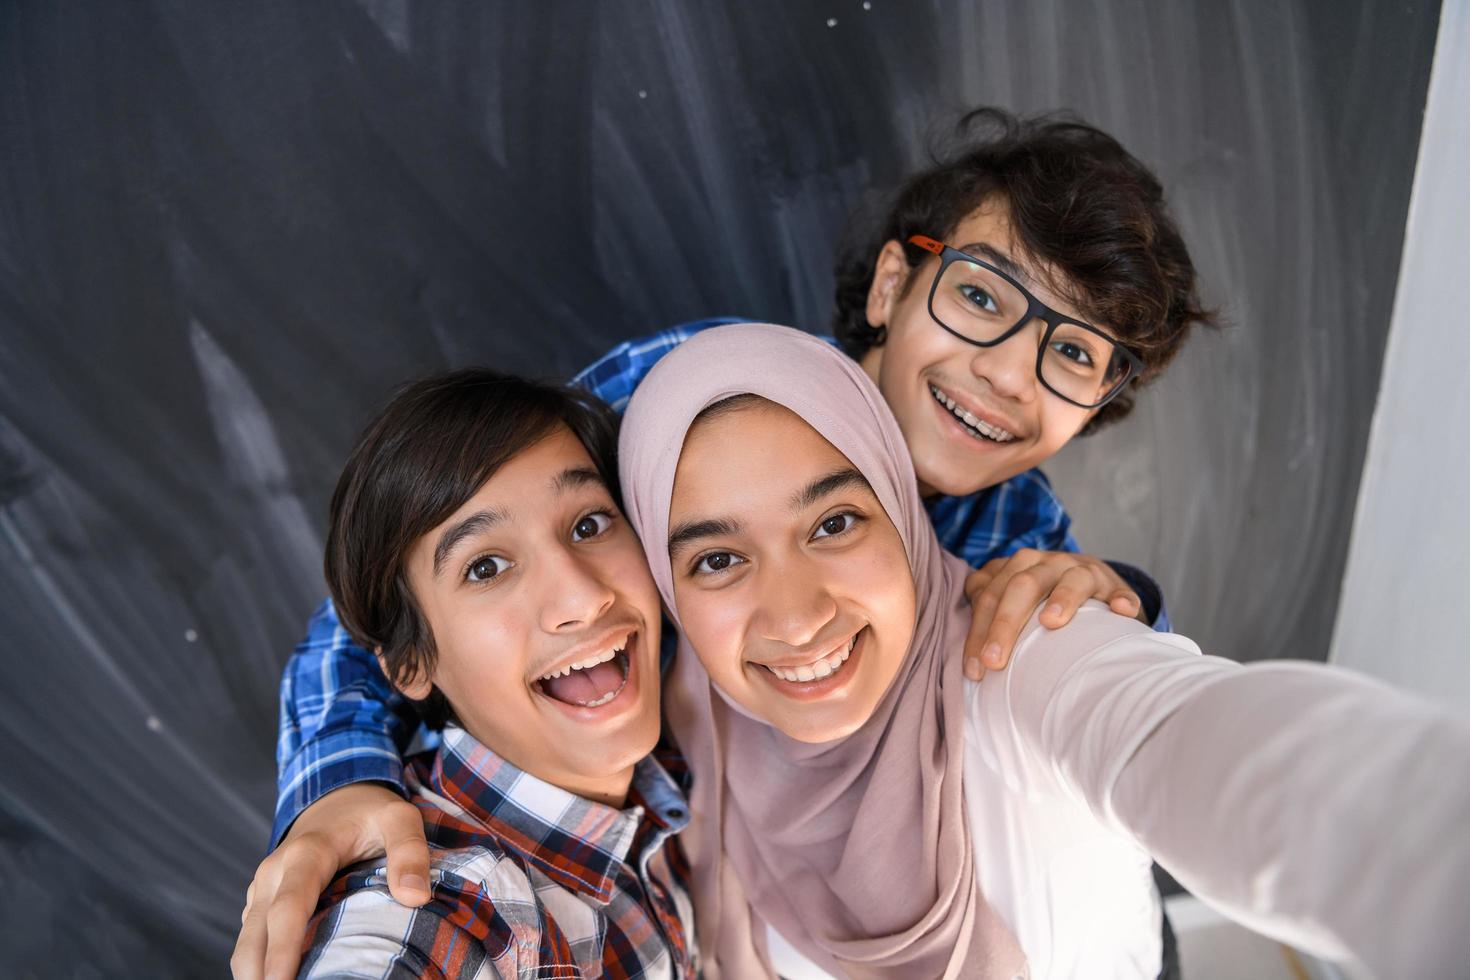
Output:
top-left (964, 553), bottom-right (1042, 678)
top-left (1105, 590), bottom-right (1146, 628)
top-left (231, 859), bottom-right (284, 980)
top-left (963, 597), bottom-right (990, 681)
top-left (1086, 561), bottom-right (1140, 616)
top-left (1108, 589), bottom-right (1143, 620)
top-left (961, 550), bottom-right (1144, 679)
top-left (232, 783), bottom-right (417, 979)
top-left (979, 567), bottom-right (1054, 671)
top-left (261, 839), bottom-right (339, 980)
top-left (378, 802), bottom-right (433, 907)
top-left (963, 561), bottom-right (1003, 679)
top-left (1037, 565), bottom-right (1099, 629)
top-left (963, 557), bottom-right (1005, 600)
top-left (231, 880), bottom-right (269, 979)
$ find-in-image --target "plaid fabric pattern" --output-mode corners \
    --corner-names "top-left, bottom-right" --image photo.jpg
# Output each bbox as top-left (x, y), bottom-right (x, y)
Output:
top-left (300, 727), bottom-right (695, 980)
top-left (272, 318), bottom-right (1167, 845)
top-left (273, 601), bottom-right (437, 846)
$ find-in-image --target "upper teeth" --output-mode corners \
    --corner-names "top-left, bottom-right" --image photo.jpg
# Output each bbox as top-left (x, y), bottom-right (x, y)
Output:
top-left (929, 385), bottom-right (1016, 443)
top-left (765, 633), bottom-right (858, 683)
top-left (540, 646), bottom-right (622, 682)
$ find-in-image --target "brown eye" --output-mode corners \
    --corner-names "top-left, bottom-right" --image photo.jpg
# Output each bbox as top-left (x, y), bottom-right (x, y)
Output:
top-left (466, 555), bottom-right (510, 582)
top-left (814, 513), bottom-right (858, 539)
top-left (693, 551), bottom-right (743, 575)
top-left (572, 512), bottom-right (612, 541)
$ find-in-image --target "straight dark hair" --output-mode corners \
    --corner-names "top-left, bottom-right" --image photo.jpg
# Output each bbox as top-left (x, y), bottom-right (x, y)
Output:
top-left (324, 368), bottom-right (620, 727)
top-left (832, 107), bottom-right (1216, 434)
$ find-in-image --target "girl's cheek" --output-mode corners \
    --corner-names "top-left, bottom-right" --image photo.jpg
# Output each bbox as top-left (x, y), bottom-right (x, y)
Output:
top-left (680, 600), bottom-right (721, 649)
top-left (701, 604), bottom-right (750, 680)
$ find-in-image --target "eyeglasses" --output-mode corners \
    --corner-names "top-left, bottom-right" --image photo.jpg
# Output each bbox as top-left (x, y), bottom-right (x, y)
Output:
top-left (907, 235), bottom-right (1143, 409)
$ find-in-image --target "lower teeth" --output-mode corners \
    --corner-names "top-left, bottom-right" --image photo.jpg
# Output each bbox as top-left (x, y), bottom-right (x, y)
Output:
top-left (771, 636), bottom-right (857, 683)
top-left (553, 651), bottom-right (629, 708)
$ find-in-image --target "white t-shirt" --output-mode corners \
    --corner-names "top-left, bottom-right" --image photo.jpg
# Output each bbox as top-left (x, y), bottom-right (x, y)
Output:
top-left (767, 602), bottom-right (1470, 979)
top-left (770, 721), bottom-right (1162, 977)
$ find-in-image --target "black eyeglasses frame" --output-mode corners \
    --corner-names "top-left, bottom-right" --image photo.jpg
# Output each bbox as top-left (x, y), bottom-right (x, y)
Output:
top-left (907, 234), bottom-right (1144, 410)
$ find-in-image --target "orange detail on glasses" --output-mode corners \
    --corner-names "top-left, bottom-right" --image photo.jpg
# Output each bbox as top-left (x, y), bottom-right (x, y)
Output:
top-left (907, 235), bottom-right (944, 255)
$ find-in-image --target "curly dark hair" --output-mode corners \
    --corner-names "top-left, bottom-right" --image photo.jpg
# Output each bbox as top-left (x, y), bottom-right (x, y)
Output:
top-left (324, 369), bottom-right (621, 728)
top-left (832, 107), bottom-right (1215, 433)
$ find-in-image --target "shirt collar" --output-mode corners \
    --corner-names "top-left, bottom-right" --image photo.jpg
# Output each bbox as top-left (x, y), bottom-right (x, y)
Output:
top-left (429, 725), bottom-right (686, 903)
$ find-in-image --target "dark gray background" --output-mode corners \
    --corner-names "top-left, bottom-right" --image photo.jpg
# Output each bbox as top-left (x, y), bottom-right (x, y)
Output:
top-left (0, 1), bottom-right (1440, 975)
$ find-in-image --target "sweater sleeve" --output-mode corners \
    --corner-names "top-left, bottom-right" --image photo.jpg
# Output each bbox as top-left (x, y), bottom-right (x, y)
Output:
top-left (983, 602), bottom-right (1470, 979)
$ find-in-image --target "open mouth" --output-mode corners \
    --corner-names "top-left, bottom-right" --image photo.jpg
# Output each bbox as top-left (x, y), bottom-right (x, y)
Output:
top-left (929, 384), bottom-right (1017, 444)
top-left (536, 642), bottom-right (631, 709)
top-left (761, 631), bottom-right (860, 684)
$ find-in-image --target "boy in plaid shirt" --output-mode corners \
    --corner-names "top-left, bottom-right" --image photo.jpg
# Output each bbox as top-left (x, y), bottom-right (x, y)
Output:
top-left (295, 370), bottom-right (695, 979)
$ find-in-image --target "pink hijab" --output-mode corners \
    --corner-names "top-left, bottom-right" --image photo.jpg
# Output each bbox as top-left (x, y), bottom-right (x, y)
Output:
top-left (618, 323), bottom-right (1026, 978)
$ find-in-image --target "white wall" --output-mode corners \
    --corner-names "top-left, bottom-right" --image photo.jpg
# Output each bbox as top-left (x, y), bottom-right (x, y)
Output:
top-left (1330, 0), bottom-right (1470, 709)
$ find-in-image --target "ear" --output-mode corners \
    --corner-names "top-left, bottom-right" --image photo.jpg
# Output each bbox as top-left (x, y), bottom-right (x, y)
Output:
top-left (376, 647), bottom-right (434, 701)
top-left (864, 239), bottom-right (912, 330)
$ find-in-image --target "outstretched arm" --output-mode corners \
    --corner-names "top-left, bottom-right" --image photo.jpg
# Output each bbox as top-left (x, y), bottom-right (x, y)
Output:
top-left (990, 604), bottom-right (1470, 978)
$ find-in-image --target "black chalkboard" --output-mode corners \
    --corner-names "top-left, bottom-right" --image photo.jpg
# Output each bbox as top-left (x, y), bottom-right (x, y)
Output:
top-left (0, 1), bottom-right (1440, 973)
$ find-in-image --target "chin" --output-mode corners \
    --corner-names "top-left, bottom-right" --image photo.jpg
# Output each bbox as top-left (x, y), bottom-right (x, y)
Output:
top-left (620, 709), bottom-right (663, 758)
top-left (579, 727), bottom-right (658, 776)
top-left (914, 465), bottom-right (984, 499)
top-left (916, 456), bottom-right (1013, 498)
top-left (599, 702), bottom-right (663, 757)
top-left (773, 711), bottom-right (866, 745)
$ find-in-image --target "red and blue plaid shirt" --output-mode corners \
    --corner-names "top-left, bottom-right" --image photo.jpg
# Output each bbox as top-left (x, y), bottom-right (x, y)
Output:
top-left (300, 726), bottom-right (696, 979)
top-left (272, 319), bottom-right (1168, 846)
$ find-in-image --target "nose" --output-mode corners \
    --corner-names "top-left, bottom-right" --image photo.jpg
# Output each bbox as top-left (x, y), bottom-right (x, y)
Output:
top-left (537, 544), bottom-right (616, 632)
top-left (751, 552), bottom-right (838, 649)
top-left (969, 320), bottom-right (1041, 402)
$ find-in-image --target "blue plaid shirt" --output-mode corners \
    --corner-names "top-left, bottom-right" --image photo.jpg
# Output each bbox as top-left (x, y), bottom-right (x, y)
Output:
top-left (273, 319), bottom-right (1168, 846)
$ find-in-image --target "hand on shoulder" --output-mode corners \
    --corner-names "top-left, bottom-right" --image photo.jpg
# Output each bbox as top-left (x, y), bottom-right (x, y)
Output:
top-left (961, 549), bottom-right (1143, 681)
top-left (231, 782), bottom-right (430, 980)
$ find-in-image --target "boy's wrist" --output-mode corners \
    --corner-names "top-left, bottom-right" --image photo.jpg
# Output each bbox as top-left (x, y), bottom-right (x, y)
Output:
top-left (272, 747), bottom-right (406, 851)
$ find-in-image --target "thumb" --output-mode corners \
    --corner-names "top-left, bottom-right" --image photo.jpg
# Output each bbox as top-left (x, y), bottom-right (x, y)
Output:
top-left (377, 801), bottom-right (432, 907)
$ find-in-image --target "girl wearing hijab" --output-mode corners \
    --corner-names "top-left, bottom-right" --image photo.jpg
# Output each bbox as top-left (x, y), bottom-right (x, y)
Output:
top-left (618, 322), bottom-right (1470, 979)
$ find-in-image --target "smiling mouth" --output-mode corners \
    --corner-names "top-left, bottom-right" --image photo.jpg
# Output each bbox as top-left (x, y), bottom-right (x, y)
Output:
top-left (929, 384), bottom-right (1017, 443)
top-left (536, 643), bottom-right (631, 708)
top-left (761, 632), bottom-right (859, 683)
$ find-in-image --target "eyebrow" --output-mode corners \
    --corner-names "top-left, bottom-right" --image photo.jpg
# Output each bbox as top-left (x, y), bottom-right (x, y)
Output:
top-left (433, 509), bottom-right (510, 576)
top-left (667, 518), bottom-right (741, 560)
top-left (667, 467), bottom-right (872, 559)
top-left (550, 466), bottom-right (605, 495)
top-left (432, 467), bottom-right (608, 576)
top-left (789, 467), bottom-right (872, 512)
top-left (957, 241), bottom-right (1031, 286)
